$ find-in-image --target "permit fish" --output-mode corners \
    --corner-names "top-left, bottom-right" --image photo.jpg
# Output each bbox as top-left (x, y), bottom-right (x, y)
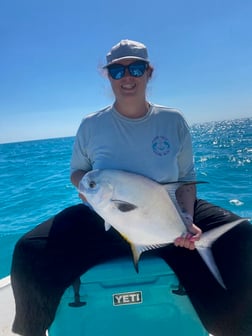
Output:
top-left (79, 169), bottom-right (245, 288)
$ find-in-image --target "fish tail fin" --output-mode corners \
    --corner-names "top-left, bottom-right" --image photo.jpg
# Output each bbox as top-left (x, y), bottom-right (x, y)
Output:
top-left (198, 219), bottom-right (246, 246)
top-left (197, 247), bottom-right (226, 288)
top-left (196, 218), bottom-right (246, 288)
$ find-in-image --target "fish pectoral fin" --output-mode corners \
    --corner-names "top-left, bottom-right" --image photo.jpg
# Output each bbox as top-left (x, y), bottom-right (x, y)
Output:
top-left (112, 199), bottom-right (138, 212)
top-left (104, 222), bottom-right (112, 231)
top-left (196, 246), bottom-right (226, 289)
top-left (130, 243), bottom-right (168, 273)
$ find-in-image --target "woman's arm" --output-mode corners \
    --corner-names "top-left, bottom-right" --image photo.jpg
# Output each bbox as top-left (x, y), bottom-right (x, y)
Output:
top-left (174, 184), bottom-right (202, 250)
top-left (176, 183), bottom-right (196, 218)
top-left (70, 169), bottom-right (88, 202)
top-left (70, 169), bottom-right (86, 188)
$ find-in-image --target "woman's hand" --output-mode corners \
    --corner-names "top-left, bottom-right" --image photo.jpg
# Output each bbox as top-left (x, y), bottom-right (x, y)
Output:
top-left (174, 223), bottom-right (202, 250)
top-left (174, 183), bottom-right (201, 250)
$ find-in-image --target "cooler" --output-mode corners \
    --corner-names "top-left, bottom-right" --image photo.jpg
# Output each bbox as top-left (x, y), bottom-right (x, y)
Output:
top-left (49, 255), bottom-right (208, 336)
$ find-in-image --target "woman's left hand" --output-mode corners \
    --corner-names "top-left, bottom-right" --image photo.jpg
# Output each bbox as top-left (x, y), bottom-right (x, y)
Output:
top-left (174, 224), bottom-right (202, 250)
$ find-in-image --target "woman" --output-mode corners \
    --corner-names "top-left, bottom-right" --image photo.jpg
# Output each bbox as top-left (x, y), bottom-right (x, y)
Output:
top-left (71, 39), bottom-right (201, 249)
top-left (11, 39), bottom-right (252, 336)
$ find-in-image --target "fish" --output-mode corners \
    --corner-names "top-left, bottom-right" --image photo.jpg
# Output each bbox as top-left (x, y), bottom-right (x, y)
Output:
top-left (79, 169), bottom-right (245, 289)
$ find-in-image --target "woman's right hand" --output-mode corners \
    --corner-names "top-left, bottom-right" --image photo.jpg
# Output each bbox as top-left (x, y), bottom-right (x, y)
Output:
top-left (174, 223), bottom-right (202, 250)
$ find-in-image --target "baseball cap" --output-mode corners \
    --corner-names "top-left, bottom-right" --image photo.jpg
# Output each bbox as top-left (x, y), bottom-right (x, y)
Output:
top-left (103, 39), bottom-right (149, 68)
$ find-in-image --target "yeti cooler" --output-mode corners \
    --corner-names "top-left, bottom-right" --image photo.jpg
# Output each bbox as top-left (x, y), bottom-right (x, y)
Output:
top-left (49, 255), bottom-right (208, 336)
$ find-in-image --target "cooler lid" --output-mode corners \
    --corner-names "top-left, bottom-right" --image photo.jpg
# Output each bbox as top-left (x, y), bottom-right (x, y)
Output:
top-left (80, 255), bottom-right (175, 286)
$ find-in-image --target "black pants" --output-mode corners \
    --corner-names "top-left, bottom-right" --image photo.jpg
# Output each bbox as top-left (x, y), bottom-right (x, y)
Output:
top-left (11, 200), bottom-right (252, 336)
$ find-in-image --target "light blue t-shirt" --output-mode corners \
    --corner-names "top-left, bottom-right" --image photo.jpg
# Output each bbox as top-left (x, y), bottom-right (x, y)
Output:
top-left (70, 103), bottom-right (195, 183)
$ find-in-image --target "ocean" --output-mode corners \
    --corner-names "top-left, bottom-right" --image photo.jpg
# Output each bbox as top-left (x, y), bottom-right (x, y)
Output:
top-left (0, 118), bottom-right (251, 279)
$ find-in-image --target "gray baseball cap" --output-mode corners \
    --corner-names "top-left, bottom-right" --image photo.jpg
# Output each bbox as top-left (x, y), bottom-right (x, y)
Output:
top-left (103, 39), bottom-right (149, 68)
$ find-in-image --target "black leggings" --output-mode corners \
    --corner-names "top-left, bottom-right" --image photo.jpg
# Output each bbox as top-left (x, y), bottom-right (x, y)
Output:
top-left (11, 200), bottom-right (252, 336)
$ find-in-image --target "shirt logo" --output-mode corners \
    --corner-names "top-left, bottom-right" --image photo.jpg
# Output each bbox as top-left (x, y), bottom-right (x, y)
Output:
top-left (152, 136), bottom-right (170, 156)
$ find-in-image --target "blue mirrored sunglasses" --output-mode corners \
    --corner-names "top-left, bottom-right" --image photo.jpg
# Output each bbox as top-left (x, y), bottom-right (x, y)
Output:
top-left (107, 60), bottom-right (149, 80)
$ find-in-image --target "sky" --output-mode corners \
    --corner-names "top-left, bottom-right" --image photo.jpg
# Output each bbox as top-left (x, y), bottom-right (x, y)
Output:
top-left (0, 0), bottom-right (251, 143)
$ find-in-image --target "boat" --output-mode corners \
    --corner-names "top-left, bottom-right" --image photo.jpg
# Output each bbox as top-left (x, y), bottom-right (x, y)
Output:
top-left (1, 256), bottom-right (211, 336)
top-left (0, 276), bottom-right (15, 336)
top-left (49, 255), bottom-right (208, 335)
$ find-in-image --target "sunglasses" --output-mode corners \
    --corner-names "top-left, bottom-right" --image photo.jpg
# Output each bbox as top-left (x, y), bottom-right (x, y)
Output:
top-left (107, 60), bottom-right (149, 80)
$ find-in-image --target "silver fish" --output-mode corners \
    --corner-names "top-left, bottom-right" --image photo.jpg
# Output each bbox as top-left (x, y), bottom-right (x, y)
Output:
top-left (79, 169), bottom-right (245, 288)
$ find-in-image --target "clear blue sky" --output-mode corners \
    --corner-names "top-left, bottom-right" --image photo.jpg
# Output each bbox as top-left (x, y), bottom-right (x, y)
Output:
top-left (1, 0), bottom-right (251, 143)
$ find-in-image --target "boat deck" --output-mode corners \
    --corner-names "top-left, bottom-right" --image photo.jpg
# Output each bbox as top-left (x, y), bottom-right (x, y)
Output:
top-left (0, 277), bottom-right (15, 336)
top-left (0, 276), bottom-right (212, 336)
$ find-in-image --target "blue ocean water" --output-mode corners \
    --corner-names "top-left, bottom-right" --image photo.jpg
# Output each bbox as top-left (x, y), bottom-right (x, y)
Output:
top-left (0, 118), bottom-right (251, 278)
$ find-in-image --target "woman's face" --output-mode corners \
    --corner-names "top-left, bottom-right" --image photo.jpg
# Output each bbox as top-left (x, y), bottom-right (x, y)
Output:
top-left (107, 59), bottom-right (151, 102)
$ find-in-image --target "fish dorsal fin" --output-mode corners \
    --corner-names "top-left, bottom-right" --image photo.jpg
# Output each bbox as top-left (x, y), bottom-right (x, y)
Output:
top-left (104, 222), bottom-right (112, 231)
top-left (163, 182), bottom-right (181, 203)
top-left (163, 181), bottom-right (209, 227)
top-left (163, 183), bottom-right (187, 224)
top-left (163, 180), bottom-right (208, 201)
top-left (130, 243), bottom-right (168, 272)
top-left (112, 200), bottom-right (137, 212)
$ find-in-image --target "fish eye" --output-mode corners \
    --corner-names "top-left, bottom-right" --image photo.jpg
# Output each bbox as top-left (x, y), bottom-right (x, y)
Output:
top-left (89, 180), bottom-right (96, 189)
